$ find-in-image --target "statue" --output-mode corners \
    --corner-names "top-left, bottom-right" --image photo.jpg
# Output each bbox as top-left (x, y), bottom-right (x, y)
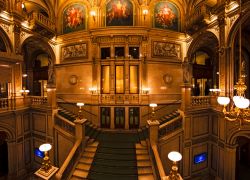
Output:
top-left (48, 59), bottom-right (56, 86)
top-left (182, 57), bottom-right (192, 83)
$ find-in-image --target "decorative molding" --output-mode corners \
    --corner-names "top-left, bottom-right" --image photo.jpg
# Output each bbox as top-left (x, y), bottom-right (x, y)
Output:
top-left (0, 23), bottom-right (10, 34)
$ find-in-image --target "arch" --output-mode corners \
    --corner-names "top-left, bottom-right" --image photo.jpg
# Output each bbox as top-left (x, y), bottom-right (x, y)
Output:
top-left (187, 31), bottom-right (219, 62)
top-left (227, 128), bottom-right (250, 146)
top-left (20, 35), bottom-right (56, 65)
top-left (0, 124), bottom-right (15, 141)
top-left (0, 27), bottom-right (13, 53)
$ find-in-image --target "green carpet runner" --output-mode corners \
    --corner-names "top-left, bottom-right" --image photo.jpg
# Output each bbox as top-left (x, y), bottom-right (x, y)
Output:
top-left (87, 131), bottom-right (139, 180)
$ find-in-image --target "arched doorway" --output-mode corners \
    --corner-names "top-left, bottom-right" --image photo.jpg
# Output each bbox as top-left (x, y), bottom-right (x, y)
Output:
top-left (187, 31), bottom-right (219, 96)
top-left (21, 37), bottom-right (55, 96)
top-left (236, 136), bottom-right (250, 180)
top-left (0, 131), bottom-right (8, 177)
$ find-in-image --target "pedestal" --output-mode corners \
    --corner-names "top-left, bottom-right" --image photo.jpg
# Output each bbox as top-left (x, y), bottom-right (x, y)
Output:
top-left (34, 166), bottom-right (58, 180)
top-left (180, 84), bottom-right (192, 111)
top-left (147, 120), bottom-right (160, 145)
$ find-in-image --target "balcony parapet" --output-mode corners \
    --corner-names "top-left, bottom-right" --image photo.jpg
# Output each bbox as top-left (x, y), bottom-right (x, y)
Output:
top-left (28, 12), bottom-right (56, 38)
top-left (186, 4), bottom-right (211, 34)
top-left (191, 96), bottom-right (211, 109)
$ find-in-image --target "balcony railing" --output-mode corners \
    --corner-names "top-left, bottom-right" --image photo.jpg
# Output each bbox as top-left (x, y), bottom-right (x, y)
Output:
top-left (191, 96), bottom-right (210, 108)
top-left (28, 12), bottom-right (56, 38)
top-left (0, 98), bottom-right (9, 110)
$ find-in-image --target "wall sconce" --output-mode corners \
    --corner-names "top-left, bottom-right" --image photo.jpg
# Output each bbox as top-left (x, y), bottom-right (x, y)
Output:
top-left (149, 103), bottom-right (157, 120)
top-left (168, 151), bottom-right (182, 179)
top-left (76, 102), bottom-right (84, 119)
top-left (90, 10), bottom-right (96, 22)
top-left (143, 9), bottom-right (148, 20)
top-left (89, 87), bottom-right (97, 94)
top-left (39, 143), bottom-right (52, 172)
top-left (142, 87), bottom-right (150, 94)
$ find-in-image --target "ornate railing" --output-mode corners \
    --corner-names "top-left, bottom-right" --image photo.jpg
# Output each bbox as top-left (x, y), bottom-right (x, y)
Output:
top-left (159, 116), bottom-right (183, 138)
top-left (55, 139), bottom-right (82, 180)
top-left (54, 115), bottom-right (75, 136)
top-left (0, 98), bottom-right (9, 110)
top-left (191, 96), bottom-right (210, 108)
top-left (30, 96), bottom-right (48, 105)
top-left (28, 12), bottom-right (55, 31)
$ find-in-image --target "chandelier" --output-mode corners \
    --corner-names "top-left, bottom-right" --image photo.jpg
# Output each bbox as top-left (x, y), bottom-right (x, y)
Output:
top-left (217, 0), bottom-right (250, 127)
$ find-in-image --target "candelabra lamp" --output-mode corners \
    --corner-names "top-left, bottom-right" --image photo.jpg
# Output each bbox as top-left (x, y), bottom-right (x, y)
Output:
top-left (76, 102), bottom-right (84, 119)
top-left (149, 103), bottom-right (157, 121)
top-left (39, 143), bottom-right (52, 172)
top-left (168, 151), bottom-right (183, 180)
top-left (34, 143), bottom-right (58, 179)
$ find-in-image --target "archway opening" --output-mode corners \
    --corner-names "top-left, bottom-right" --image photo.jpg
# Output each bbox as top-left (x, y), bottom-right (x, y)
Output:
top-left (0, 131), bottom-right (8, 177)
top-left (236, 136), bottom-right (250, 180)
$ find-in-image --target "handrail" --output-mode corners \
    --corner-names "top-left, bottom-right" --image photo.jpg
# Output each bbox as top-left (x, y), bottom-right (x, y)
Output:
top-left (151, 144), bottom-right (167, 179)
top-left (159, 115), bottom-right (183, 138)
top-left (55, 114), bottom-right (75, 136)
top-left (141, 100), bottom-right (181, 119)
top-left (55, 139), bottom-right (82, 180)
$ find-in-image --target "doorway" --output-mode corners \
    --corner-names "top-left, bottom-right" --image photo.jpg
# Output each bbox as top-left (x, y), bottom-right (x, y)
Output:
top-left (129, 107), bottom-right (139, 129)
top-left (0, 132), bottom-right (8, 177)
top-left (114, 107), bottom-right (125, 129)
top-left (236, 137), bottom-right (250, 180)
top-left (100, 107), bottom-right (110, 128)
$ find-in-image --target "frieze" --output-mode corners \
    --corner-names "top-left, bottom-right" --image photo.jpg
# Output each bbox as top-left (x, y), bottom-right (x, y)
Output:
top-left (61, 42), bottom-right (88, 60)
top-left (152, 41), bottom-right (181, 59)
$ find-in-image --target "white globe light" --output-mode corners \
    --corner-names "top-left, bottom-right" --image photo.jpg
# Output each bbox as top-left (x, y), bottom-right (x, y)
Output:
top-left (234, 96), bottom-right (249, 109)
top-left (39, 143), bottom-right (52, 152)
top-left (217, 96), bottom-right (230, 105)
top-left (168, 151), bottom-right (182, 162)
top-left (149, 103), bottom-right (157, 108)
top-left (76, 102), bottom-right (84, 107)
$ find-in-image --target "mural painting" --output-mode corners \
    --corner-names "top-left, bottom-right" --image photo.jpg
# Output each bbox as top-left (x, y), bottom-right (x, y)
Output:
top-left (62, 43), bottom-right (87, 60)
top-left (63, 4), bottom-right (86, 34)
top-left (154, 1), bottom-right (179, 31)
top-left (106, 0), bottom-right (133, 26)
top-left (153, 41), bottom-right (181, 59)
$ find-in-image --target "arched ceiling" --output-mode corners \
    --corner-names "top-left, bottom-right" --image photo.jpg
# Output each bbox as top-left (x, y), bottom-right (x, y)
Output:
top-left (23, 0), bottom-right (218, 17)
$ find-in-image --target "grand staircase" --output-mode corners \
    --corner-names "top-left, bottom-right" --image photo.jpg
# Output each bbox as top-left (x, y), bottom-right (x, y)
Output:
top-left (57, 105), bottom-right (181, 180)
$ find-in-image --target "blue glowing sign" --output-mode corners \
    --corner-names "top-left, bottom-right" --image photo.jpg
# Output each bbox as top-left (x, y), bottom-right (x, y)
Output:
top-left (34, 148), bottom-right (45, 158)
top-left (194, 153), bottom-right (207, 164)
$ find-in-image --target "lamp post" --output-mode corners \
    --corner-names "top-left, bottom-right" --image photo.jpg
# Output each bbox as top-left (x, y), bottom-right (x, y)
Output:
top-left (149, 103), bottom-right (157, 121)
top-left (39, 143), bottom-right (52, 172)
top-left (168, 151), bottom-right (182, 180)
top-left (76, 102), bottom-right (84, 119)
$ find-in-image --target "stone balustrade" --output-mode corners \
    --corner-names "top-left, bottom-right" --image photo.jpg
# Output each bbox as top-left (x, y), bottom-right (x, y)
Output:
top-left (0, 98), bottom-right (9, 110)
top-left (191, 96), bottom-right (210, 108)
top-left (30, 96), bottom-right (48, 105)
top-left (28, 12), bottom-right (55, 31)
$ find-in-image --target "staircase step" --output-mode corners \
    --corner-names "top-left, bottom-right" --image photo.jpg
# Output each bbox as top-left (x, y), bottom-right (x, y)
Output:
top-left (85, 146), bottom-right (97, 153)
top-left (137, 160), bottom-right (151, 167)
top-left (90, 164), bottom-right (137, 175)
top-left (138, 174), bottom-right (155, 180)
top-left (88, 171), bottom-right (138, 180)
top-left (88, 141), bottom-right (99, 147)
top-left (138, 167), bottom-right (153, 175)
top-left (97, 147), bottom-right (135, 155)
top-left (137, 154), bottom-right (150, 161)
top-left (70, 176), bottom-right (85, 180)
top-left (73, 169), bottom-right (88, 178)
top-left (136, 143), bottom-right (147, 149)
top-left (94, 152), bottom-right (136, 160)
top-left (79, 157), bottom-right (94, 164)
top-left (82, 152), bottom-right (95, 158)
top-left (92, 158), bottom-right (137, 167)
top-left (136, 149), bottom-right (148, 155)
top-left (76, 163), bottom-right (91, 171)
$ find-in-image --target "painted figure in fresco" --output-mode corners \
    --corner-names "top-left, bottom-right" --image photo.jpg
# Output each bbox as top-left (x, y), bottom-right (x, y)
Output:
top-left (106, 0), bottom-right (133, 26)
top-left (63, 4), bottom-right (85, 33)
top-left (154, 2), bottom-right (178, 31)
